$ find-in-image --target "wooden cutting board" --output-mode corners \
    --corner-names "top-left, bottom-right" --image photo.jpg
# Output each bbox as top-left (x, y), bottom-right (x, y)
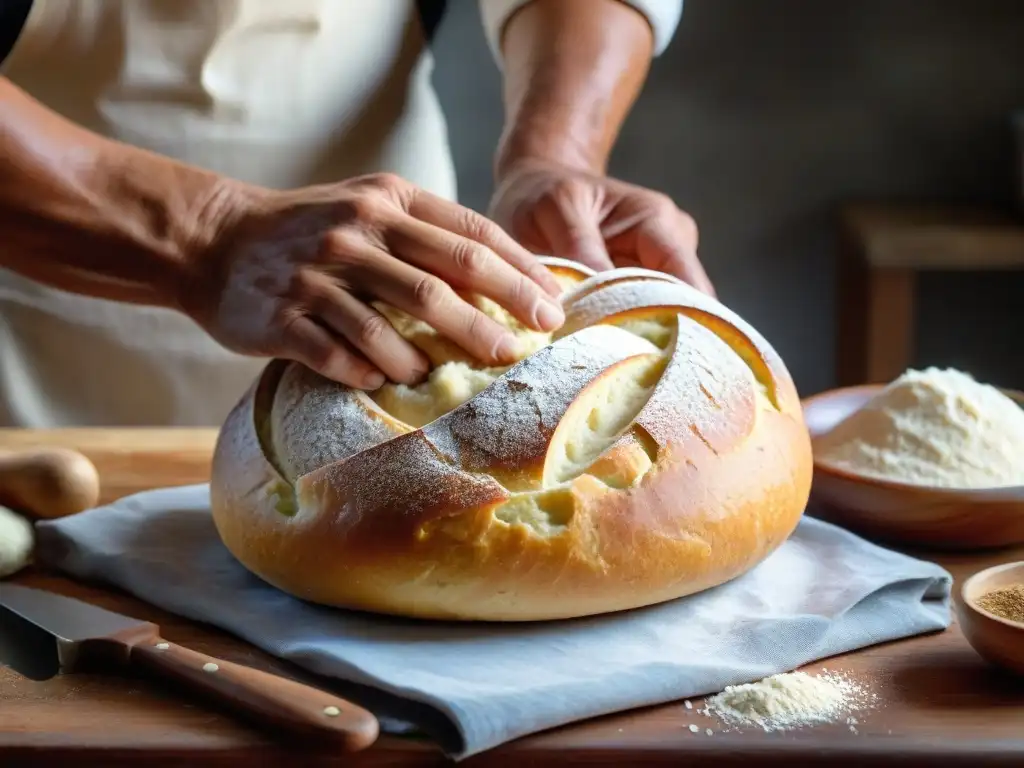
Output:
top-left (1, 428), bottom-right (1023, 767)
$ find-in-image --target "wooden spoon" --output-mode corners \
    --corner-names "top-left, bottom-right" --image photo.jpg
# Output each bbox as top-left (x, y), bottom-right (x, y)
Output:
top-left (0, 447), bottom-right (101, 519)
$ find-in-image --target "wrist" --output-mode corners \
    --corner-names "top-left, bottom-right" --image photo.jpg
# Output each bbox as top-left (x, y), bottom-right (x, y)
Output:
top-left (494, 121), bottom-right (606, 186)
top-left (493, 0), bottom-right (654, 188)
top-left (0, 77), bottom-right (247, 314)
top-left (171, 171), bottom-right (257, 319)
top-left (94, 141), bottom-right (247, 315)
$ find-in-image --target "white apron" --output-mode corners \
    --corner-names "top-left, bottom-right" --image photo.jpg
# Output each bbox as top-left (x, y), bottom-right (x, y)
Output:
top-left (0, 0), bottom-right (457, 427)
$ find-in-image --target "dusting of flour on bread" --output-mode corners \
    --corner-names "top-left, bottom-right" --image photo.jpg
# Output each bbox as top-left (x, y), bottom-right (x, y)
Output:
top-left (272, 363), bottom-right (409, 481)
top-left (426, 328), bottom-right (658, 482)
top-left (814, 367), bottom-right (1024, 488)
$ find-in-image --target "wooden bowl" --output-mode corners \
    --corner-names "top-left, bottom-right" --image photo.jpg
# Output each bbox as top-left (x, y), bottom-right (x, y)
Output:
top-left (802, 385), bottom-right (1024, 550)
top-left (956, 561), bottom-right (1024, 676)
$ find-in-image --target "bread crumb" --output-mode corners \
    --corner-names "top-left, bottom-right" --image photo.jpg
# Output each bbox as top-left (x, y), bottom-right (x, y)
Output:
top-left (688, 724), bottom-right (700, 733)
top-left (202, 662), bottom-right (219, 673)
top-left (323, 706), bottom-right (341, 717)
top-left (684, 700), bottom-right (693, 709)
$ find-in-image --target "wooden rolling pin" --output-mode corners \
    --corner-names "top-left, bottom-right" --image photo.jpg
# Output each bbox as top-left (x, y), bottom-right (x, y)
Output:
top-left (0, 447), bottom-right (101, 519)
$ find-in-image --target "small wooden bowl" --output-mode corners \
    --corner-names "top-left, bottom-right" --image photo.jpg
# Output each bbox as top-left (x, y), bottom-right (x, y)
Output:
top-left (802, 385), bottom-right (1024, 550)
top-left (956, 561), bottom-right (1024, 676)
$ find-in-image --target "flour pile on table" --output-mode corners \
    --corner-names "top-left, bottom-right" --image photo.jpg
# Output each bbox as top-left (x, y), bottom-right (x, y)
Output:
top-left (701, 670), bottom-right (877, 732)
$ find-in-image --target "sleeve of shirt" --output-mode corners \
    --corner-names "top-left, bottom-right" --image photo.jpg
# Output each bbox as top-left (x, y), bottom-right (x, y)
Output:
top-left (0, 0), bottom-right (33, 68)
top-left (478, 0), bottom-right (684, 65)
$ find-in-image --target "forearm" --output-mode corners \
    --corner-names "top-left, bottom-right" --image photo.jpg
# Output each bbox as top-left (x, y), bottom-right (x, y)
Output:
top-left (494, 0), bottom-right (655, 178)
top-left (0, 77), bottom-right (222, 309)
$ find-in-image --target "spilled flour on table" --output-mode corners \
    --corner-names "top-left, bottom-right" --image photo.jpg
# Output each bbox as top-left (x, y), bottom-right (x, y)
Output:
top-left (699, 670), bottom-right (878, 732)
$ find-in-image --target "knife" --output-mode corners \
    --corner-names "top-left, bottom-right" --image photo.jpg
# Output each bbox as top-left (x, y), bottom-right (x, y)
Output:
top-left (0, 584), bottom-right (379, 750)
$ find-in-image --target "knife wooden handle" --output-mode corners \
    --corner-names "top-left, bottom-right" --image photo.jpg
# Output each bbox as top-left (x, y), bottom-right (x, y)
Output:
top-left (130, 638), bottom-right (379, 750)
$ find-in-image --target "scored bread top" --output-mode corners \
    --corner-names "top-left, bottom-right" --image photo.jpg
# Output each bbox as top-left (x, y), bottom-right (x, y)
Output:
top-left (558, 276), bottom-right (794, 411)
top-left (293, 325), bottom-right (664, 544)
top-left (271, 363), bottom-right (410, 482)
top-left (264, 258), bottom-right (791, 493)
top-left (418, 326), bottom-right (659, 489)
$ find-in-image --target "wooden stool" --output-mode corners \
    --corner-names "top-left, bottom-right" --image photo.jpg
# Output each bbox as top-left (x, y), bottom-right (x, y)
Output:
top-left (836, 203), bottom-right (1024, 386)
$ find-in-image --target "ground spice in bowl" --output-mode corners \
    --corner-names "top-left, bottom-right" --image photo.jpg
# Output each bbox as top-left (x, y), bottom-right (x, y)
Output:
top-left (975, 584), bottom-right (1024, 624)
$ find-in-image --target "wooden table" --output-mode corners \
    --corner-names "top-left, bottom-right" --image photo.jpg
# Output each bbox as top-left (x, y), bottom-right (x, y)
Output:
top-left (2, 428), bottom-right (1023, 767)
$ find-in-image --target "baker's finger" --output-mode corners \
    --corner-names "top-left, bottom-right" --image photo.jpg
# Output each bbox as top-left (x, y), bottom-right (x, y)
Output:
top-left (407, 190), bottom-right (563, 298)
top-left (534, 199), bottom-right (615, 273)
top-left (279, 314), bottom-right (385, 389)
top-left (343, 252), bottom-right (520, 366)
top-left (310, 282), bottom-right (430, 386)
top-left (385, 215), bottom-right (564, 333)
top-left (636, 214), bottom-right (716, 297)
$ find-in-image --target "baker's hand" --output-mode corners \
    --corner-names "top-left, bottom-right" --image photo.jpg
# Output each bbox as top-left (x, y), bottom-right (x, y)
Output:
top-left (184, 172), bottom-right (565, 390)
top-left (489, 160), bottom-right (715, 297)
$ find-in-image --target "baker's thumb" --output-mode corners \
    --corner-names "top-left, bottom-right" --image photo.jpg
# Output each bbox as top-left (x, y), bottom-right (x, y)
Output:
top-left (539, 204), bottom-right (614, 272)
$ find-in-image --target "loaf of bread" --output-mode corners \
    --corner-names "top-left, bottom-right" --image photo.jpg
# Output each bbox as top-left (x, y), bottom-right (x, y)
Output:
top-left (210, 258), bottom-right (812, 621)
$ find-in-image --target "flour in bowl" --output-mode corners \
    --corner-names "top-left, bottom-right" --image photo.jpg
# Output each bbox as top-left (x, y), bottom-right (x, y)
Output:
top-left (814, 367), bottom-right (1024, 488)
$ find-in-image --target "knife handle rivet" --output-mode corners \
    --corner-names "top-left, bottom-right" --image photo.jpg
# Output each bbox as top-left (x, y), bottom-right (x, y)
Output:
top-left (323, 706), bottom-right (341, 717)
top-left (202, 662), bottom-right (220, 673)
top-left (155, 642), bottom-right (170, 650)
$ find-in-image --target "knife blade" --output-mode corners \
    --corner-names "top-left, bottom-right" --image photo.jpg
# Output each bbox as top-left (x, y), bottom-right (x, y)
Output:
top-left (0, 585), bottom-right (379, 750)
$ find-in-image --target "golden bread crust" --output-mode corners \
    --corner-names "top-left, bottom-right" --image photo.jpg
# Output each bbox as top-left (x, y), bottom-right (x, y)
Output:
top-left (210, 259), bottom-right (812, 621)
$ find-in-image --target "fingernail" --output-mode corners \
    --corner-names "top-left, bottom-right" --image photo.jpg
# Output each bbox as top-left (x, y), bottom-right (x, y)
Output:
top-left (495, 333), bottom-right (520, 361)
top-left (364, 372), bottom-right (386, 389)
top-left (540, 272), bottom-right (563, 297)
top-left (536, 300), bottom-right (564, 330)
top-left (407, 367), bottom-right (430, 385)
top-left (407, 351), bottom-right (432, 384)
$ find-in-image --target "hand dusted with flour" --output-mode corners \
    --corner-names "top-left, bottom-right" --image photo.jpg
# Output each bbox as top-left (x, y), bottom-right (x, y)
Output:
top-left (209, 258), bottom-right (813, 621)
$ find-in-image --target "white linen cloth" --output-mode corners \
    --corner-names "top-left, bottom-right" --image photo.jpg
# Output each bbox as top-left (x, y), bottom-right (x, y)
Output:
top-left (33, 483), bottom-right (952, 759)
